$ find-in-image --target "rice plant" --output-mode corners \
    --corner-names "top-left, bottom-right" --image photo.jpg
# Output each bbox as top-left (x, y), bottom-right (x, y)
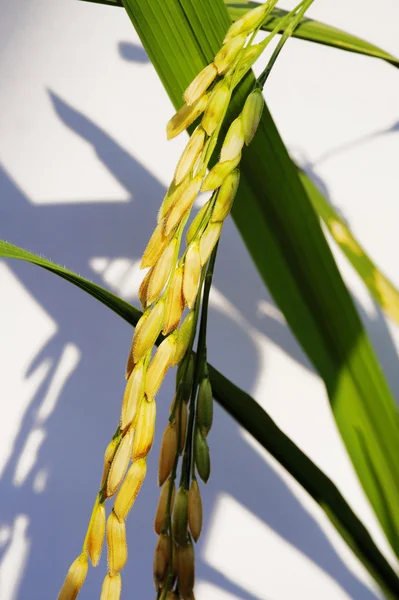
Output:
top-left (2, 1), bottom-right (399, 599)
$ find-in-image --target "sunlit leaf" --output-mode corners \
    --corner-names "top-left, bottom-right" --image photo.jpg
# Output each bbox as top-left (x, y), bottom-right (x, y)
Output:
top-left (121, 0), bottom-right (399, 567)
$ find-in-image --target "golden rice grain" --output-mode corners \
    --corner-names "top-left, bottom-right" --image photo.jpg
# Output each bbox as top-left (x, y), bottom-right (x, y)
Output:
top-left (58, 554), bottom-right (88, 600)
top-left (106, 427), bottom-right (134, 497)
top-left (100, 573), bottom-right (122, 600)
top-left (114, 458), bottom-right (147, 521)
top-left (158, 423), bottom-right (178, 487)
top-left (88, 503), bottom-right (106, 567)
top-left (132, 397), bottom-right (156, 460)
top-left (188, 479), bottom-right (202, 543)
top-left (154, 478), bottom-right (176, 535)
top-left (106, 512), bottom-right (128, 576)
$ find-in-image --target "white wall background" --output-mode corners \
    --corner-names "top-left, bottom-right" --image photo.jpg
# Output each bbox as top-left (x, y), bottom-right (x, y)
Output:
top-left (1, 1), bottom-right (399, 599)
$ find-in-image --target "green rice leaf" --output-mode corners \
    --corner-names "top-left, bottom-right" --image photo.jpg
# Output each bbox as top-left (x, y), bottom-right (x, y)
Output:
top-left (121, 0), bottom-right (399, 567)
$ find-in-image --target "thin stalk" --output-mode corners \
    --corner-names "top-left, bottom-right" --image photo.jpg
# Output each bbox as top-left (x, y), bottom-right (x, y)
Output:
top-left (160, 270), bottom-right (207, 599)
top-left (258, 0), bottom-right (315, 87)
top-left (180, 243), bottom-right (219, 490)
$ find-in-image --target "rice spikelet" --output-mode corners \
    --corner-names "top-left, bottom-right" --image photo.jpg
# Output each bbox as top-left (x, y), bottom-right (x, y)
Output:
top-left (58, 554), bottom-right (88, 600)
top-left (164, 176), bottom-right (202, 236)
top-left (88, 503), bottom-right (106, 566)
top-left (106, 427), bottom-right (134, 497)
top-left (146, 239), bottom-right (177, 305)
top-left (120, 361), bottom-right (145, 431)
top-left (163, 267), bottom-right (185, 335)
top-left (167, 94), bottom-right (209, 140)
top-left (199, 222), bottom-right (222, 266)
top-left (184, 63), bottom-right (218, 106)
top-left (154, 479), bottom-right (175, 535)
top-left (132, 301), bottom-right (165, 364)
top-left (174, 127), bottom-right (206, 185)
top-left (172, 486), bottom-right (188, 546)
top-left (132, 397), bottom-right (156, 460)
top-left (106, 512), bottom-right (128, 576)
top-left (145, 336), bottom-right (177, 400)
top-left (158, 423), bottom-right (178, 487)
top-left (141, 220), bottom-right (171, 269)
top-left (201, 83), bottom-right (231, 136)
top-left (183, 242), bottom-right (201, 309)
top-left (174, 312), bottom-right (195, 365)
top-left (176, 541), bottom-right (195, 598)
top-left (188, 479), bottom-right (203, 542)
top-left (114, 458), bottom-right (147, 521)
top-left (100, 573), bottom-right (122, 600)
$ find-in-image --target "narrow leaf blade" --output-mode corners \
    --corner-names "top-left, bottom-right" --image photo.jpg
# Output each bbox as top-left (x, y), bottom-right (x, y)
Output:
top-left (0, 240), bottom-right (140, 325)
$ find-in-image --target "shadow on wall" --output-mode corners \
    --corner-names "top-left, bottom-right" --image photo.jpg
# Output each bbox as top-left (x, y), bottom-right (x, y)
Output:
top-left (118, 41), bottom-right (150, 63)
top-left (309, 119), bottom-right (399, 168)
top-left (1, 41), bottom-right (396, 600)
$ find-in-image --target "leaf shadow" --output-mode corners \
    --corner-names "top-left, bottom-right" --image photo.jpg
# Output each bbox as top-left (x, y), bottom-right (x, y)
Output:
top-left (118, 41), bottom-right (150, 64)
top-left (310, 120), bottom-right (399, 168)
top-left (0, 86), bottom-right (391, 600)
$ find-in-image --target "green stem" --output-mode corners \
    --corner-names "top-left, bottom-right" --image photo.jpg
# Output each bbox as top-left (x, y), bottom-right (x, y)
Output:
top-left (160, 268), bottom-right (207, 599)
top-left (180, 243), bottom-right (219, 490)
top-left (257, 0), bottom-right (315, 88)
